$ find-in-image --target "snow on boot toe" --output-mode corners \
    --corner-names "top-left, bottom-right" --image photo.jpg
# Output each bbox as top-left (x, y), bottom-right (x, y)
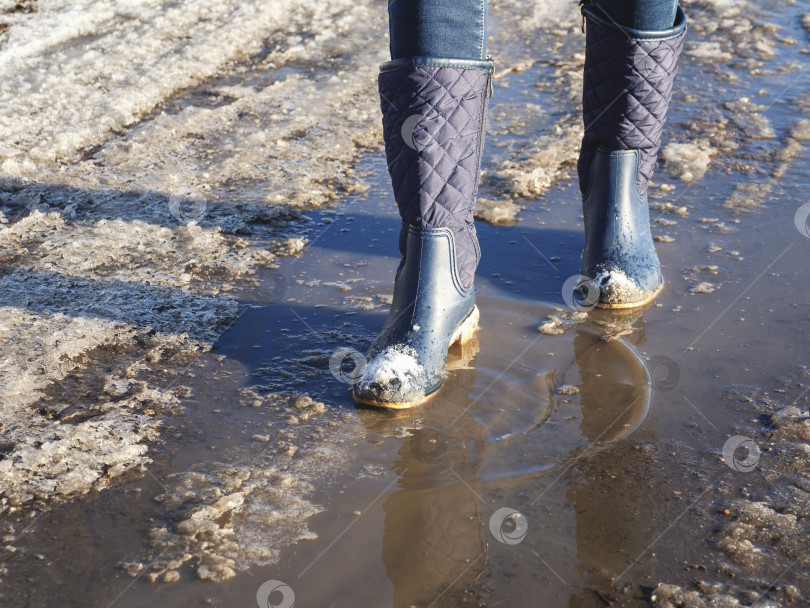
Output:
top-left (355, 345), bottom-right (427, 406)
top-left (593, 268), bottom-right (661, 309)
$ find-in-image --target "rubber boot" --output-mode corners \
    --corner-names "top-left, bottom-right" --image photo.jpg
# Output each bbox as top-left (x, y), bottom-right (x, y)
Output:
top-left (578, 3), bottom-right (687, 308)
top-left (353, 58), bottom-right (493, 408)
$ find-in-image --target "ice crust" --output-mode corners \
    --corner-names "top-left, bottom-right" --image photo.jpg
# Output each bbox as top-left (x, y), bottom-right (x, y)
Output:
top-left (661, 140), bottom-right (716, 182)
top-left (654, 369), bottom-right (810, 606)
top-left (0, 0), bottom-right (383, 190)
top-left (0, 0), bottom-right (386, 513)
top-left (0, 205), bottom-right (265, 510)
top-left (129, 392), bottom-right (359, 582)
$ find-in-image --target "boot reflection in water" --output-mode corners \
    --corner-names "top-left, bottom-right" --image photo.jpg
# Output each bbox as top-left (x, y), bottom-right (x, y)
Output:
top-left (566, 325), bottom-right (664, 606)
top-left (353, 0), bottom-right (686, 408)
top-left (381, 438), bottom-right (488, 608)
top-left (361, 325), bottom-right (656, 605)
top-left (572, 326), bottom-right (651, 447)
top-left (358, 365), bottom-right (489, 607)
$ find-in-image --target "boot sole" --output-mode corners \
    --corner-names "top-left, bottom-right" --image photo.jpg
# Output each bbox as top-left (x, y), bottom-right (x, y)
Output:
top-left (596, 282), bottom-right (663, 309)
top-left (353, 306), bottom-right (480, 410)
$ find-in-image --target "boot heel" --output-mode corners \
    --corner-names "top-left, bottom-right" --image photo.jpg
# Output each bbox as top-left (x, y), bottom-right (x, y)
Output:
top-left (452, 306), bottom-right (480, 346)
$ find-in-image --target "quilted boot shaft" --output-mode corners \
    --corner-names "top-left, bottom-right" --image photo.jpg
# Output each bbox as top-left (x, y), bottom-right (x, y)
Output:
top-left (578, 3), bottom-right (686, 196)
top-left (379, 58), bottom-right (494, 288)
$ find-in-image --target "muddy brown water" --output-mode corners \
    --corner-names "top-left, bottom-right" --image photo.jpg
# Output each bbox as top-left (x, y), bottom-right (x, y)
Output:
top-left (2, 0), bottom-right (810, 606)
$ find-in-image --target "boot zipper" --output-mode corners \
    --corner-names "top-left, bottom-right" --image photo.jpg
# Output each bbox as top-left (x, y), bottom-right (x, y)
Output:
top-left (474, 59), bottom-right (494, 184)
top-left (471, 59), bottom-right (493, 268)
top-left (486, 56), bottom-right (494, 99)
top-left (579, 0), bottom-right (590, 32)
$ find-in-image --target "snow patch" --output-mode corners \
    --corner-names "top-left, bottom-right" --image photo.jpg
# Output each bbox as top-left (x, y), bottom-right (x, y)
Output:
top-left (475, 197), bottom-right (524, 226)
top-left (132, 392), bottom-right (357, 583)
top-left (661, 140), bottom-right (716, 182)
top-left (690, 282), bottom-right (717, 294)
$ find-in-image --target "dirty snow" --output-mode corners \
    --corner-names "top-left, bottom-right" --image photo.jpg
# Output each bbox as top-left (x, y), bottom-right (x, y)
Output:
top-left (0, 0), bottom-right (386, 514)
top-left (475, 197), bottom-right (524, 226)
top-left (661, 140), bottom-right (716, 182)
top-left (594, 268), bottom-right (653, 307)
top-left (128, 391), bottom-right (358, 583)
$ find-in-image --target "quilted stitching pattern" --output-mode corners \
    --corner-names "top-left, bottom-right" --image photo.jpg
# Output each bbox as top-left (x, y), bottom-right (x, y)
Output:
top-left (578, 12), bottom-right (685, 195)
top-left (379, 65), bottom-right (490, 288)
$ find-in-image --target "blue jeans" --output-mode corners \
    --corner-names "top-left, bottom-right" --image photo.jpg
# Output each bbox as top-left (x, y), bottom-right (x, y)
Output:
top-left (387, 0), bottom-right (679, 61)
top-left (388, 0), bottom-right (488, 60)
top-left (590, 0), bottom-right (678, 31)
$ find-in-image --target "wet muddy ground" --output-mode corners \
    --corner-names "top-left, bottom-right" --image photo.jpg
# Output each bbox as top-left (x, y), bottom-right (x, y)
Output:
top-left (1, 0), bottom-right (810, 606)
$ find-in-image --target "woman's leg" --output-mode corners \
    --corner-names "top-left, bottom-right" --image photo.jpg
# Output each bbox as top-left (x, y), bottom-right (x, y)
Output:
top-left (590, 0), bottom-right (677, 31)
top-left (352, 0), bottom-right (491, 408)
top-left (576, 0), bottom-right (686, 308)
top-left (388, 0), bottom-right (487, 60)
